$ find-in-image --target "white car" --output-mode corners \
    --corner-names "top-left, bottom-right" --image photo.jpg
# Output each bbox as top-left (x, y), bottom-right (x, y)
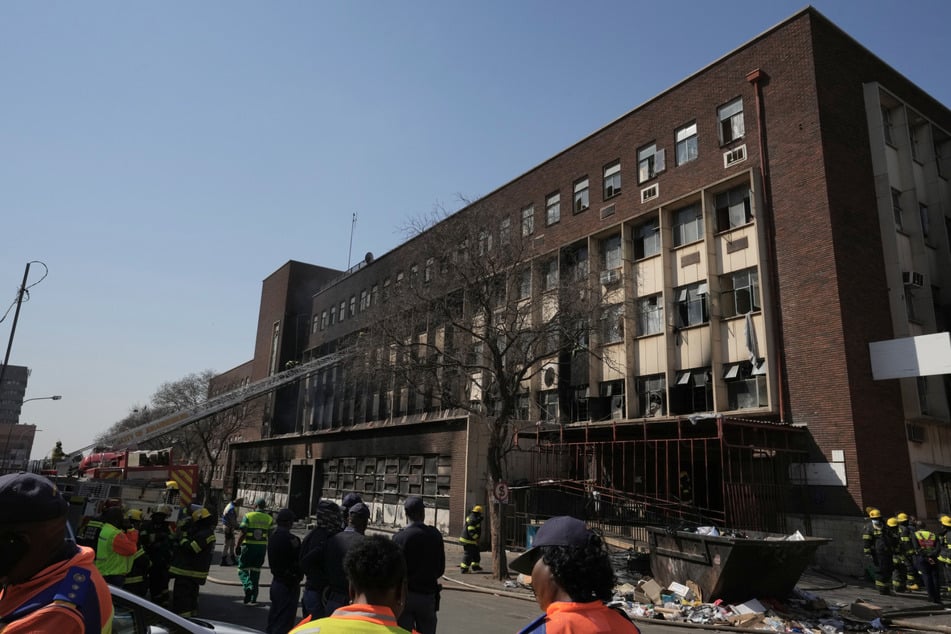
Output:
top-left (110, 585), bottom-right (264, 634)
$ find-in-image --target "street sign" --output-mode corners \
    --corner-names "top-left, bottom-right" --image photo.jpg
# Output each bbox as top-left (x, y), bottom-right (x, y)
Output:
top-left (493, 481), bottom-right (509, 503)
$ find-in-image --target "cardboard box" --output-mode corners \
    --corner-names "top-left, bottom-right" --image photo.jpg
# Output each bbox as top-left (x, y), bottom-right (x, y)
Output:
top-left (850, 599), bottom-right (883, 621)
top-left (639, 578), bottom-right (663, 604)
top-left (733, 598), bottom-right (767, 615)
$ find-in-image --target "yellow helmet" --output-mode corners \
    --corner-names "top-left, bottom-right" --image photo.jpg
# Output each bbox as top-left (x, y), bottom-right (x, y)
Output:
top-left (472, 505), bottom-right (484, 514)
top-left (941, 516), bottom-right (951, 528)
top-left (897, 512), bottom-right (909, 522)
top-left (867, 507), bottom-right (881, 519)
top-left (887, 517), bottom-right (899, 527)
top-left (126, 509), bottom-right (144, 522)
top-left (165, 480), bottom-right (179, 490)
top-left (192, 507), bottom-right (211, 522)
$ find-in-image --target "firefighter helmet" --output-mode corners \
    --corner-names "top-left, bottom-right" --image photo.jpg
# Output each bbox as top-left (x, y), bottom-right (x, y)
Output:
top-left (127, 509), bottom-right (143, 522)
top-left (866, 507), bottom-right (881, 519)
top-left (471, 505), bottom-right (484, 514)
top-left (192, 507), bottom-right (211, 522)
top-left (153, 504), bottom-right (172, 517)
top-left (165, 480), bottom-right (179, 490)
top-left (887, 517), bottom-right (899, 527)
top-left (942, 516), bottom-right (951, 528)
top-left (897, 512), bottom-right (909, 522)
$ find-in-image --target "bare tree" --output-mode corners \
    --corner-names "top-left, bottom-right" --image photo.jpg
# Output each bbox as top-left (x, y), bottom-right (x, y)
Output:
top-left (352, 198), bottom-right (605, 580)
top-left (98, 370), bottom-right (249, 503)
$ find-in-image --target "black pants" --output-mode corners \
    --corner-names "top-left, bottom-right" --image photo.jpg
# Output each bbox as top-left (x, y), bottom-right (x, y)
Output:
top-left (172, 576), bottom-right (202, 617)
top-left (397, 590), bottom-right (438, 634)
top-left (916, 555), bottom-right (942, 603)
top-left (267, 578), bottom-right (301, 634)
top-left (461, 543), bottom-right (481, 569)
top-left (148, 565), bottom-right (171, 607)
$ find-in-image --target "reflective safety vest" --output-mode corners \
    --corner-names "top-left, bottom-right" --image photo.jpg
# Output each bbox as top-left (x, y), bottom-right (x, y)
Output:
top-left (289, 604), bottom-right (410, 633)
top-left (96, 523), bottom-right (137, 577)
top-left (459, 514), bottom-right (482, 546)
top-left (240, 510), bottom-right (274, 545)
top-left (915, 530), bottom-right (939, 557)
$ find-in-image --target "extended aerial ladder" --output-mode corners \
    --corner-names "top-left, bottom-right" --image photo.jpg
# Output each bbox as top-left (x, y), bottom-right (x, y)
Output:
top-left (96, 351), bottom-right (348, 451)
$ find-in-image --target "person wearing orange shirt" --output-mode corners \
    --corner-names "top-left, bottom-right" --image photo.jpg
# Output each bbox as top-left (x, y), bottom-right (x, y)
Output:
top-left (510, 516), bottom-right (639, 634)
top-left (0, 472), bottom-right (113, 633)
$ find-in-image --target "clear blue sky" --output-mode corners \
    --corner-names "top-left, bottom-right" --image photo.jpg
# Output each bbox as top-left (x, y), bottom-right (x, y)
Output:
top-left (3, 1), bottom-right (949, 460)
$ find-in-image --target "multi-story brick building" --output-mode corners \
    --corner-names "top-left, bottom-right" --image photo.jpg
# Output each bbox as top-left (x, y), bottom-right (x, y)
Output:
top-left (219, 7), bottom-right (951, 571)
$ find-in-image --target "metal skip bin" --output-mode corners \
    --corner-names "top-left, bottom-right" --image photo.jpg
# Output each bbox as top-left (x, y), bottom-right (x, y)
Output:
top-left (647, 527), bottom-right (831, 602)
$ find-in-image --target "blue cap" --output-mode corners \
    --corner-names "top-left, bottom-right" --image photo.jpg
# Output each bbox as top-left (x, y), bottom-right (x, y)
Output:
top-left (404, 496), bottom-right (424, 513)
top-left (509, 516), bottom-right (592, 575)
top-left (348, 502), bottom-right (370, 517)
top-left (342, 492), bottom-right (362, 509)
top-left (0, 472), bottom-right (68, 524)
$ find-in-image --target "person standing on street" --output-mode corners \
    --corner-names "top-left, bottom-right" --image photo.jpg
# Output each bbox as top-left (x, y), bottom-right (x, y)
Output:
top-left (95, 502), bottom-right (140, 587)
top-left (340, 492), bottom-right (363, 530)
top-left (124, 509), bottom-right (151, 597)
top-left (897, 512), bottom-right (921, 590)
top-left (322, 502), bottom-right (370, 614)
top-left (169, 507), bottom-right (217, 617)
top-left (289, 535), bottom-right (411, 634)
top-left (392, 496), bottom-right (445, 634)
top-left (0, 472), bottom-right (114, 633)
top-left (267, 509), bottom-right (303, 634)
top-left (936, 515), bottom-right (951, 597)
top-left (913, 520), bottom-right (943, 604)
top-left (510, 515), bottom-right (640, 634)
top-left (220, 497), bottom-right (244, 566)
top-left (458, 504), bottom-right (483, 573)
top-left (862, 507), bottom-right (893, 595)
top-left (140, 504), bottom-right (175, 607)
top-left (299, 499), bottom-right (342, 619)
top-left (237, 497), bottom-right (275, 605)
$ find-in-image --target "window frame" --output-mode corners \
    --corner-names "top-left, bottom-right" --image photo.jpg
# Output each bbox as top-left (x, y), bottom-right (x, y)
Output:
top-left (603, 160), bottom-right (621, 199)
top-left (636, 294), bottom-right (664, 336)
top-left (521, 205), bottom-right (535, 237)
top-left (723, 359), bottom-right (768, 410)
top-left (637, 142), bottom-right (666, 184)
top-left (633, 218), bottom-right (661, 259)
top-left (715, 184), bottom-right (752, 232)
top-left (675, 121), bottom-right (698, 165)
top-left (720, 268), bottom-right (761, 318)
top-left (718, 98), bottom-right (745, 144)
top-left (674, 281), bottom-right (709, 328)
top-left (573, 177), bottom-right (590, 213)
top-left (891, 188), bottom-right (903, 231)
top-left (601, 303), bottom-right (624, 345)
top-left (601, 234), bottom-right (622, 271)
top-left (635, 374), bottom-right (666, 417)
top-left (546, 191), bottom-right (561, 226)
top-left (672, 202), bottom-right (704, 247)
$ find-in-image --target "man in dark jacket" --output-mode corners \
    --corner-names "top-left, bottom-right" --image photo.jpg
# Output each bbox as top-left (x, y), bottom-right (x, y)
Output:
top-left (267, 509), bottom-right (303, 634)
top-left (392, 496), bottom-right (445, 634)
top-left (299, 500), bottom-right (341, 619)
top-left (322, 502), bottom-right (370, 614)
top-left (169, 507), bottom-right (217, 617)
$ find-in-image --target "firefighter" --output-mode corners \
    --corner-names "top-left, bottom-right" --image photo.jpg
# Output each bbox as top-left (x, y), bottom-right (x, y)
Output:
top-left (913, 519), bottom-right (943, 604)
top-left (141, 504), bottom-right (175, 607)
top-left (458, 504), bottom-right (484, 573)
top-left (862, 506), bottom-right (893, 595)
top-left (124, 509), bottom-right (151, 597)
top-left (897, 512), bottom-right (921, 590)
top-left (887, 517), bottom-right (907, 592)
top-left (95, 501), bottom-right (139, 586)
top-left (236, 498), bottom-right (275, 605)
top-left (936, 515), bottom-right (951, 596)
top-left (169, 506), bottom-right (217, 617)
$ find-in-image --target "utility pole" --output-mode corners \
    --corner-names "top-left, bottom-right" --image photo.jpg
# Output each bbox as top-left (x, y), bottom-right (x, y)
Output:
top-left (0, 262), bottom-right (32, 474)
top-left (347, 212), bottom-right (357, 270)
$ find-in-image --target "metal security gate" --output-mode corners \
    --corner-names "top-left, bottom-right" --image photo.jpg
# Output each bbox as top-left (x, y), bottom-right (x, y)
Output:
top-left (512, 416), bottom-right (804, 545)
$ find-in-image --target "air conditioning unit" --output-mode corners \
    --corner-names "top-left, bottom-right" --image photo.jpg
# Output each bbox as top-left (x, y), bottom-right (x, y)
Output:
top-left (723, 144), bottom-right (747, 167)
top-left (902, 271), bottom-right (924, 288)
top-left (600, 204), bottom-right (616, 219)
top-left (641, 183), bottom-right (659, 203)
top-left (600, 269), bottom-right (621, 285)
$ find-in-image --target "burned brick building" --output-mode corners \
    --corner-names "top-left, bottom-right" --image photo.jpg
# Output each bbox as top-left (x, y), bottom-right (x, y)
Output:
top-left (216, 8), bottom-right (951, 572)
